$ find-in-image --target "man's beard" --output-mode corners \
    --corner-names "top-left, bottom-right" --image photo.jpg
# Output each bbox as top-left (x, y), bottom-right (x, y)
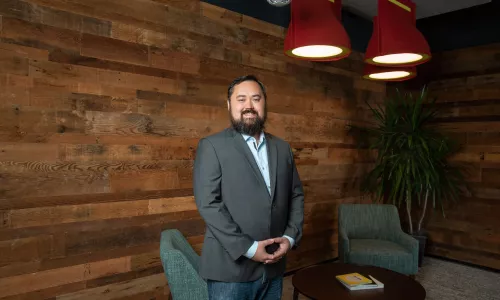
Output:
top-left (230, 108), bottom-right (266, 136)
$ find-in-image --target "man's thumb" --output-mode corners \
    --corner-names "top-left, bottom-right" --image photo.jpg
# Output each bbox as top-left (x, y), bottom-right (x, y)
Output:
top-left (262, 238), bottom-right (274, 246)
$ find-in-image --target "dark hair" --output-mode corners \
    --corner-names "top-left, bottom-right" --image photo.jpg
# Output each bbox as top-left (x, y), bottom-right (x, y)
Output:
top-left (227, 75), bottom-right (267, 101)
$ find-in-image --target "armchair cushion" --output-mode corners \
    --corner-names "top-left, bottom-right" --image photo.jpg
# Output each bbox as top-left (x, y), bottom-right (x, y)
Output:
top-left (349, 239), bottom-right (415, 275)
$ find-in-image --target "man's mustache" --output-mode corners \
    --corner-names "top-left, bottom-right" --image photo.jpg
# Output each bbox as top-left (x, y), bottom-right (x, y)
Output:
top-left (241, 109), bottom-right (258, 116)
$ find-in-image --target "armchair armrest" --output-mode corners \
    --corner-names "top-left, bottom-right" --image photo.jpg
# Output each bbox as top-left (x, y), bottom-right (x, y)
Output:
top-left (394, 232), bottom-right (418, 261)
top-left (338, 227), bottom-right (350, 263)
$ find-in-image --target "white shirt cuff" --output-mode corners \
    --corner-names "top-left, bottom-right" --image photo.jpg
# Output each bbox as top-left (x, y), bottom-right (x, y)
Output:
top-left (283, 235), bottom-right (295, 248)
top-left (243, 241), bottom-right (258, 259)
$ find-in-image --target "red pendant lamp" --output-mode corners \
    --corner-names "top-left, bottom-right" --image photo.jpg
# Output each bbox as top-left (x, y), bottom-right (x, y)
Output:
top-left (284, 0), bottom-right (351, 61)
top-left (365, 0), bottom-right (431, 66)
top-left (363, 63), bottom-right (417, 81)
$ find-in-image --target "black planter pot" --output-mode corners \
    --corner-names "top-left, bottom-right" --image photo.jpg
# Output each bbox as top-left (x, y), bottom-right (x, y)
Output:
top-left (412, 233), bottom-right (427, 267)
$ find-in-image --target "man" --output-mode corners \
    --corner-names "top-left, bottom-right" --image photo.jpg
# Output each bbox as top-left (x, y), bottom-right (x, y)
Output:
top-left (193, 75), bottom-right (305, 300)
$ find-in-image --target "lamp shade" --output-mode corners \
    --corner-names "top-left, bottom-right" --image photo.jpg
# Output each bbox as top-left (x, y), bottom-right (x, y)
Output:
top-left (284, 0), bottom-right (351, 61)
top-left (363, 63), bottom-right (417, 81)
top-left (365, 0), bottom-right (431, 66)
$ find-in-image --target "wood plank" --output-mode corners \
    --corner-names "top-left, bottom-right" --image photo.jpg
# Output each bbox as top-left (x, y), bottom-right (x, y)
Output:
top-left (63, 219), bottom-right (204, 256)
top-left (30, 59), bottom-right (186, 95)
top-left (97, 68), bottom-right (186, 95)
top-left (109, 170), bottom-right (180, 193)
top-left (57, 273), bottom-right (166, 300)
top-left (0, 0), bottom-right (111, 36)
top-left (427, 242), bottom-right (500, 270)
top-left (0, 235), bottom-right (54, 264)
top-left (0, 160), bottom-right (192, 177)
top-left (9, 202), bottom-right (131, 229)
top-left (48, 49), bottom-right (178, 83)
top-left (467, 132), bottom-right (500, 146)
top-left (0, 170), bottom-right (110, 199)
top-left (0, 16), bottom-right (81, 52)
top-left (130, 251), bottom-right (161, 272)
top-left (29, 60), bottom-right (99, 87)
top-left (428, 229), bottom-right (500, 260)
top-left (481, 168), bottom-right (500, 185)
top-left (162, 4), bottom-right (248, 44)
top-left (30, 88), bottom-right (137, 114)
top-left (199, 2), bottom-right (242, 28)
top-left (23, 0), bottom-right (165, 35)
top-left (5, 196), bottom-right (195, 229)
top-left (150, 47), bottom-right (200, 74)
top-left (81, 15), bottom-right (113, 37)
top-left (140, 88), bottom-right (226, 112)
top-left (81, 33), bottom-right (149, 66)
top-left (0, 243), bottom-right (159, 279)
top-left (297, 163), bottom-right (372, 181)
top-left (148, 196), bottom-right (196, 214)
top-left (152, 0), bottom-right (200, 12)
top-left (0, 281), bottom-right (86, 300)
top-left (0, 188), bottom-right (192, 210)
top-left (241, 51), bottom-right (287, 73)
top-left (436, 121), bottom-right (500, 133)
top-left (0, 257), bottom-right (130, 298)
top-left (0, 211), bottom-right (10, 229)
top-left (84, 266), bottom-right (164, 290)
top-left (0, 108), bottom-right (77, 143)
top-left (59, 144), bottom-right (190, 161)
top-left (198, 56), bottom-right (294, 90)
top-left (111, 22), bottom-right (168, 48)
top-left (0, 42), bottom-right (49, 60)
top-left (68, 92), bottom-right (138, 113)
top-left (302, 179), bottom-right (362, 202)
top-left (0, 211), bottom-right (201, 242)
top-left (0, 86), bottom-right (30, 108)
top-left (84, 111), bottom-right (227, 138)
top-left (0, 143), bottom-right (59, 161)
top-left (0, 73), bottom-right (33, 89)
top-left (0, 48), bottom-right (29, 76)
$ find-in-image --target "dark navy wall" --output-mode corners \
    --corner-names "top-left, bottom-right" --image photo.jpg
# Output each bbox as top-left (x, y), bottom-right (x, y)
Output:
top-left (202, 0), bottom-right (500, 53)
top-left (416, 1), bottom-right (500, 52)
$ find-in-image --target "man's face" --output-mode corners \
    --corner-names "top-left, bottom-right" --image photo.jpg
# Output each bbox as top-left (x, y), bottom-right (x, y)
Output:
top-left (228, 80), bottom-right (267, 136)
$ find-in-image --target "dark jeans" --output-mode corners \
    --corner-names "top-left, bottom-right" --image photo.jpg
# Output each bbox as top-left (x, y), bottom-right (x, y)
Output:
top-left (207, 272), bottom-right (283, 300)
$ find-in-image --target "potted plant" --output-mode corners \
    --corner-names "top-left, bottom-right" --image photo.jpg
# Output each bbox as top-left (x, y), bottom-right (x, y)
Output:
top-left (350, 87), bottom-right (470, 266)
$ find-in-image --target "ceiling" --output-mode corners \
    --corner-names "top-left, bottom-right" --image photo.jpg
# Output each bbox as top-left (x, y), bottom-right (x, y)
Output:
top-left (342, 0), bottom-right (492, 20)
top-left (203, 0), bottom-right (500, 53)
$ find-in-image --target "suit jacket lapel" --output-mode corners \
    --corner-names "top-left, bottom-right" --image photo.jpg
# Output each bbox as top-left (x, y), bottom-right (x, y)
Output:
top-left (231, 129), bottom-right (269, 196)
top-left (266, 133), bottom-right (278, 202)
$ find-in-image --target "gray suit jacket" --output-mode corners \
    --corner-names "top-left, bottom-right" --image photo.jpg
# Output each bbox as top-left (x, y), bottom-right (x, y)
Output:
top-left (193, 128), bottom-right (304, 282)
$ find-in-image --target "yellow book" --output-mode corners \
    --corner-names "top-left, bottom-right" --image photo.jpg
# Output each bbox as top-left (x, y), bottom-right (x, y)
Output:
top-left (335, 273), bottom-right (373, 287)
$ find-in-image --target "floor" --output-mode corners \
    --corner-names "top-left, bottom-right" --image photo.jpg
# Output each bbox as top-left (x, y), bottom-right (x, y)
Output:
top-left (282, 257), bottom-right (500, 300)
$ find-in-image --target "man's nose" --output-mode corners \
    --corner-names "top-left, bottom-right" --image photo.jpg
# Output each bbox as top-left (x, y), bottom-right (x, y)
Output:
top-left (245, 98), bottom-right (254, 109)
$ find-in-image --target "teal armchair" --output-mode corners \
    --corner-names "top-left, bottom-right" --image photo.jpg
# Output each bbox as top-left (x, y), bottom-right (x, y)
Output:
top-left (160, 229), bottom-right (208, 300)
top-left (338, 204), bottom-right (419, 275)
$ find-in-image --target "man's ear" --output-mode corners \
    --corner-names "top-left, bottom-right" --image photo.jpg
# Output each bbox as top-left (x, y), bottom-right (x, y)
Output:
top-left (227, 100), bottom-right (230, 111)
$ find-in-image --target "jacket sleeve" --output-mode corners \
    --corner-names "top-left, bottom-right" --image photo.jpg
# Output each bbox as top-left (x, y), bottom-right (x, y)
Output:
top-left (193, 138), bottom-right (254, 260)
top-left (283, 145), bottom-right (305, 249)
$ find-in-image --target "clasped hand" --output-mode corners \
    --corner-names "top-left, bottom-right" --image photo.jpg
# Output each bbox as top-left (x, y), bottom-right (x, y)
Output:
top-left (251, 237), bottom-right (291, 264)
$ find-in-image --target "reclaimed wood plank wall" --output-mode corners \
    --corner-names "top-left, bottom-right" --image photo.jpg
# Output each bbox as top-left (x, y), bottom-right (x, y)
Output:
top-left (418, 43), bottom-right (500, 270)
top-left (0, 0), bottom-right (384, 298)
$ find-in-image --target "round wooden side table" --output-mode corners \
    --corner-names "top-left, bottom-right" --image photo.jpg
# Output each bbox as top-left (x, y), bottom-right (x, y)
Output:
top-left (292, 263), bottom-right (426, 300)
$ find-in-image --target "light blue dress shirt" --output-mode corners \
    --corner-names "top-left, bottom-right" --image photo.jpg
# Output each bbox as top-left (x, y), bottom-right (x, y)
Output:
top-left (240, 132), bottom-right (295, 259)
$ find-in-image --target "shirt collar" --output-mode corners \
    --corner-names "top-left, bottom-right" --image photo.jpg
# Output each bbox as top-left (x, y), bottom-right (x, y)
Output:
top-left (241, 131), bottom-right (266, 144)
